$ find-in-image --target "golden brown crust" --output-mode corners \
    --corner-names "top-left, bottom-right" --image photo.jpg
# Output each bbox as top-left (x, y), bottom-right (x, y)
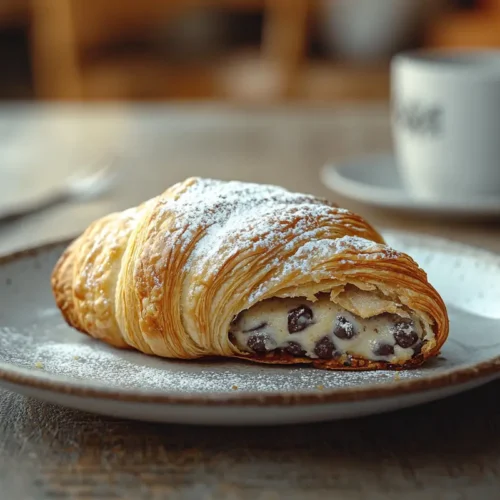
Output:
top-left (234, 348), bottom-right (429, 370)
top-left (51, 239), bottom-right (81, 332)
top-left (51, 177), bottom-right (449, 369)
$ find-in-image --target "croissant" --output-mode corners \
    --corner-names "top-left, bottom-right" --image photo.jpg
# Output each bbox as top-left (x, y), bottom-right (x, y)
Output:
top-left (51, 177), bottom-right (449, 370)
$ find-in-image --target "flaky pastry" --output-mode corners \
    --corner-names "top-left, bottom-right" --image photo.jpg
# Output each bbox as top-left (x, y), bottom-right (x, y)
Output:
top-left (51, 177), bottom-right (449, 370)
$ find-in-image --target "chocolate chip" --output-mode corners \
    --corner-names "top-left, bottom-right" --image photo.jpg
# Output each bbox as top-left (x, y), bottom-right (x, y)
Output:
top-left (242, 322), bottom-right (268, 333)
top-left (287, 305), bottom-right (314, 333)
top-left (333, 315), bottom-right (357, 340)
top-left (392, 319), bottom-right (419, 348)
top-left (374, 343), bottom-right (395, 356)
top-left (412, 342), bottom-right (423, 357)
top-left (285, 341), bottom-right (306, 357)
top-left (343, 354), bottom-right (353, 367)
top-left (228, 332), bottom-right (236, 344)
top-left (247, 334), bottom-right (276, 354)
top-left (314, 336), bottom-right (336, 359)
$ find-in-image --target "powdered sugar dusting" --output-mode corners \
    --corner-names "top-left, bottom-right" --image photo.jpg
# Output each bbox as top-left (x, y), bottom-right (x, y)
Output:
top-left (167, 179), bottom-right (339, 266)
top-left (157, 178), bottom-right (397, 287)
top-left (248, 236), bottom-right (400, 303)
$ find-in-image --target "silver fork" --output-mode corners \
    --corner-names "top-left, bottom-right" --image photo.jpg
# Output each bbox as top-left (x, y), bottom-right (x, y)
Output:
top-left (0, 157), bottom-right (118, 222)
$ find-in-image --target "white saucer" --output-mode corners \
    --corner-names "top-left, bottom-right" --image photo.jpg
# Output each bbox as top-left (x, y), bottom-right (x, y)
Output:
top-left (320, 153), bottom-right (500, 217)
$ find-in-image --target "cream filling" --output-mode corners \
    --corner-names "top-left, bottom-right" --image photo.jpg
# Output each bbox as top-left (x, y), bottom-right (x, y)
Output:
top-left (230, 291), bottom-right (433, 363)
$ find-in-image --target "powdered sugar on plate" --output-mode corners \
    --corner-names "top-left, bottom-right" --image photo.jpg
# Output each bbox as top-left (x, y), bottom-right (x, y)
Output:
top-left (0, 324), bottom-right (449, 394)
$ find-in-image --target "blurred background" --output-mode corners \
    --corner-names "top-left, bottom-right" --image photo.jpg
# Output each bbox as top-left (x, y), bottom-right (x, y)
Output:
top-left (0, 0), bottom-right (498, 103)
top-left (2, 0), bottom-right (500, 255)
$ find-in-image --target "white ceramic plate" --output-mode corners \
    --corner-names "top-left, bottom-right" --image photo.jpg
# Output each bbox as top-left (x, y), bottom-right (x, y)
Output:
top-left (320, 153), bottom-right (500, 217)
top-left (0, 231), bottom-right (499, 425)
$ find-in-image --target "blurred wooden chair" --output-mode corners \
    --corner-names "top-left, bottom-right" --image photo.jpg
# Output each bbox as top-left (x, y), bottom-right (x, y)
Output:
top-left (29, 0), bottom-right (311, 101)
top-left (425, 0), bottom-right (500, 48)
top-left (29, 0), bottom-right (390, 102)
top-left (0, 0), bottom-right (30, 26)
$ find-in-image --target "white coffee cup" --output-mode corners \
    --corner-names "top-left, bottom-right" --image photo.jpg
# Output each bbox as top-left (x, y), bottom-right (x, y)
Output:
top-left (391, 49), bottom-right (500, 202)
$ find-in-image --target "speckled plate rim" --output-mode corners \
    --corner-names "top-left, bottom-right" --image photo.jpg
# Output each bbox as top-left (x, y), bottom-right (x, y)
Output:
top-left (0, 236), bottom-right (499, 408)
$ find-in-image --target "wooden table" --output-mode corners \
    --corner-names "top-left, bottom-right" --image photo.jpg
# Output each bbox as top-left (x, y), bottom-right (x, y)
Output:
top-left (1, 104), bottom-right (499, 499)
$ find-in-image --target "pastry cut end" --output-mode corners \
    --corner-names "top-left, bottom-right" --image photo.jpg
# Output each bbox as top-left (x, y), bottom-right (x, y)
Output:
top-left (229, 287), bottom-right (440, 370)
